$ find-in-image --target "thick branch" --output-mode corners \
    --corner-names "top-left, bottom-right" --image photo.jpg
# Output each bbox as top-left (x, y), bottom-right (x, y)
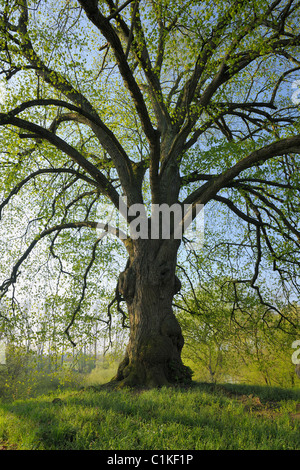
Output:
top-left (12, 2), bottom-right (138, 204)
top-left (212, 195), bottom-right (262, 228)
top-left (78, 0), bottom-right (157, 145)
top-left (183, 135), bottom-right (300, 207)
top-left (0, 113), bottom-right (121, 209)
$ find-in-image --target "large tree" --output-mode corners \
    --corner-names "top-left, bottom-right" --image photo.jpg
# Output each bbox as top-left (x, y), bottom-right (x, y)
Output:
top-left (0, 0), bottom-right (300, 387)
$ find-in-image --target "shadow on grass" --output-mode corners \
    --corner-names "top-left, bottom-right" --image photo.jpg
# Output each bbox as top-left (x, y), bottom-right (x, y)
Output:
top-left (0, 381), bottom-right (299, 450)
top-left (211, 382), bottom-right (300, 402)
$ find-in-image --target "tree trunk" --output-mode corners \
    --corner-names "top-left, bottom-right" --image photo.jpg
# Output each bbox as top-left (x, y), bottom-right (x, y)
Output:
top-left (112, 238), bottom-right (192, 388)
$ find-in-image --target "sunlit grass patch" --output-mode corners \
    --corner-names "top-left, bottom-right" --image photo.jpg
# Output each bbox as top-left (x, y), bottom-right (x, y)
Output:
top-left (0, 384), bottom-right (299, 450)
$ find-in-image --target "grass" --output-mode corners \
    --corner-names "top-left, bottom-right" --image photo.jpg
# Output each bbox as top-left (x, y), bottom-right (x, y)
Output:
top-left (0, 382), bottom-right (299, 450)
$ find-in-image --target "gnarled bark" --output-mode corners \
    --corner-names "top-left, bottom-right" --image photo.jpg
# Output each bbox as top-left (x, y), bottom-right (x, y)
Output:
top-left (112, 239), bottom-right (192, 388)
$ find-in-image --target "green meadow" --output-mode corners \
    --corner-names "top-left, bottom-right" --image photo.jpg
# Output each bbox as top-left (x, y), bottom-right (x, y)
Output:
top-left (0, 383), bottom-right (299, 451)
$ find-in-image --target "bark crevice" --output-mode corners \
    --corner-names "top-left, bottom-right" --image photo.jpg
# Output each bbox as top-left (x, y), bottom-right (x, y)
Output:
top-left (118, 263), bottom-right (136, 304)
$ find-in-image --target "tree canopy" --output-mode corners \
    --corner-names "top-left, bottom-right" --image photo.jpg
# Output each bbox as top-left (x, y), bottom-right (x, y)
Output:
top-left (0, 0), bottom-right (299, 387)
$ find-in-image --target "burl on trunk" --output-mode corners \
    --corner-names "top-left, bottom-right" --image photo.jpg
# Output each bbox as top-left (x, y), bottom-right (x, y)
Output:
top-left (112, 238), bottom-right (192, 388)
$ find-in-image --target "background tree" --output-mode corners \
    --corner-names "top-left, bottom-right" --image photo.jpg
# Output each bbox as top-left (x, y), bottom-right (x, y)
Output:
top-left (0, 0), bottom-right (300, 388)
top-left (176, 276), bottom-right (300, 386)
